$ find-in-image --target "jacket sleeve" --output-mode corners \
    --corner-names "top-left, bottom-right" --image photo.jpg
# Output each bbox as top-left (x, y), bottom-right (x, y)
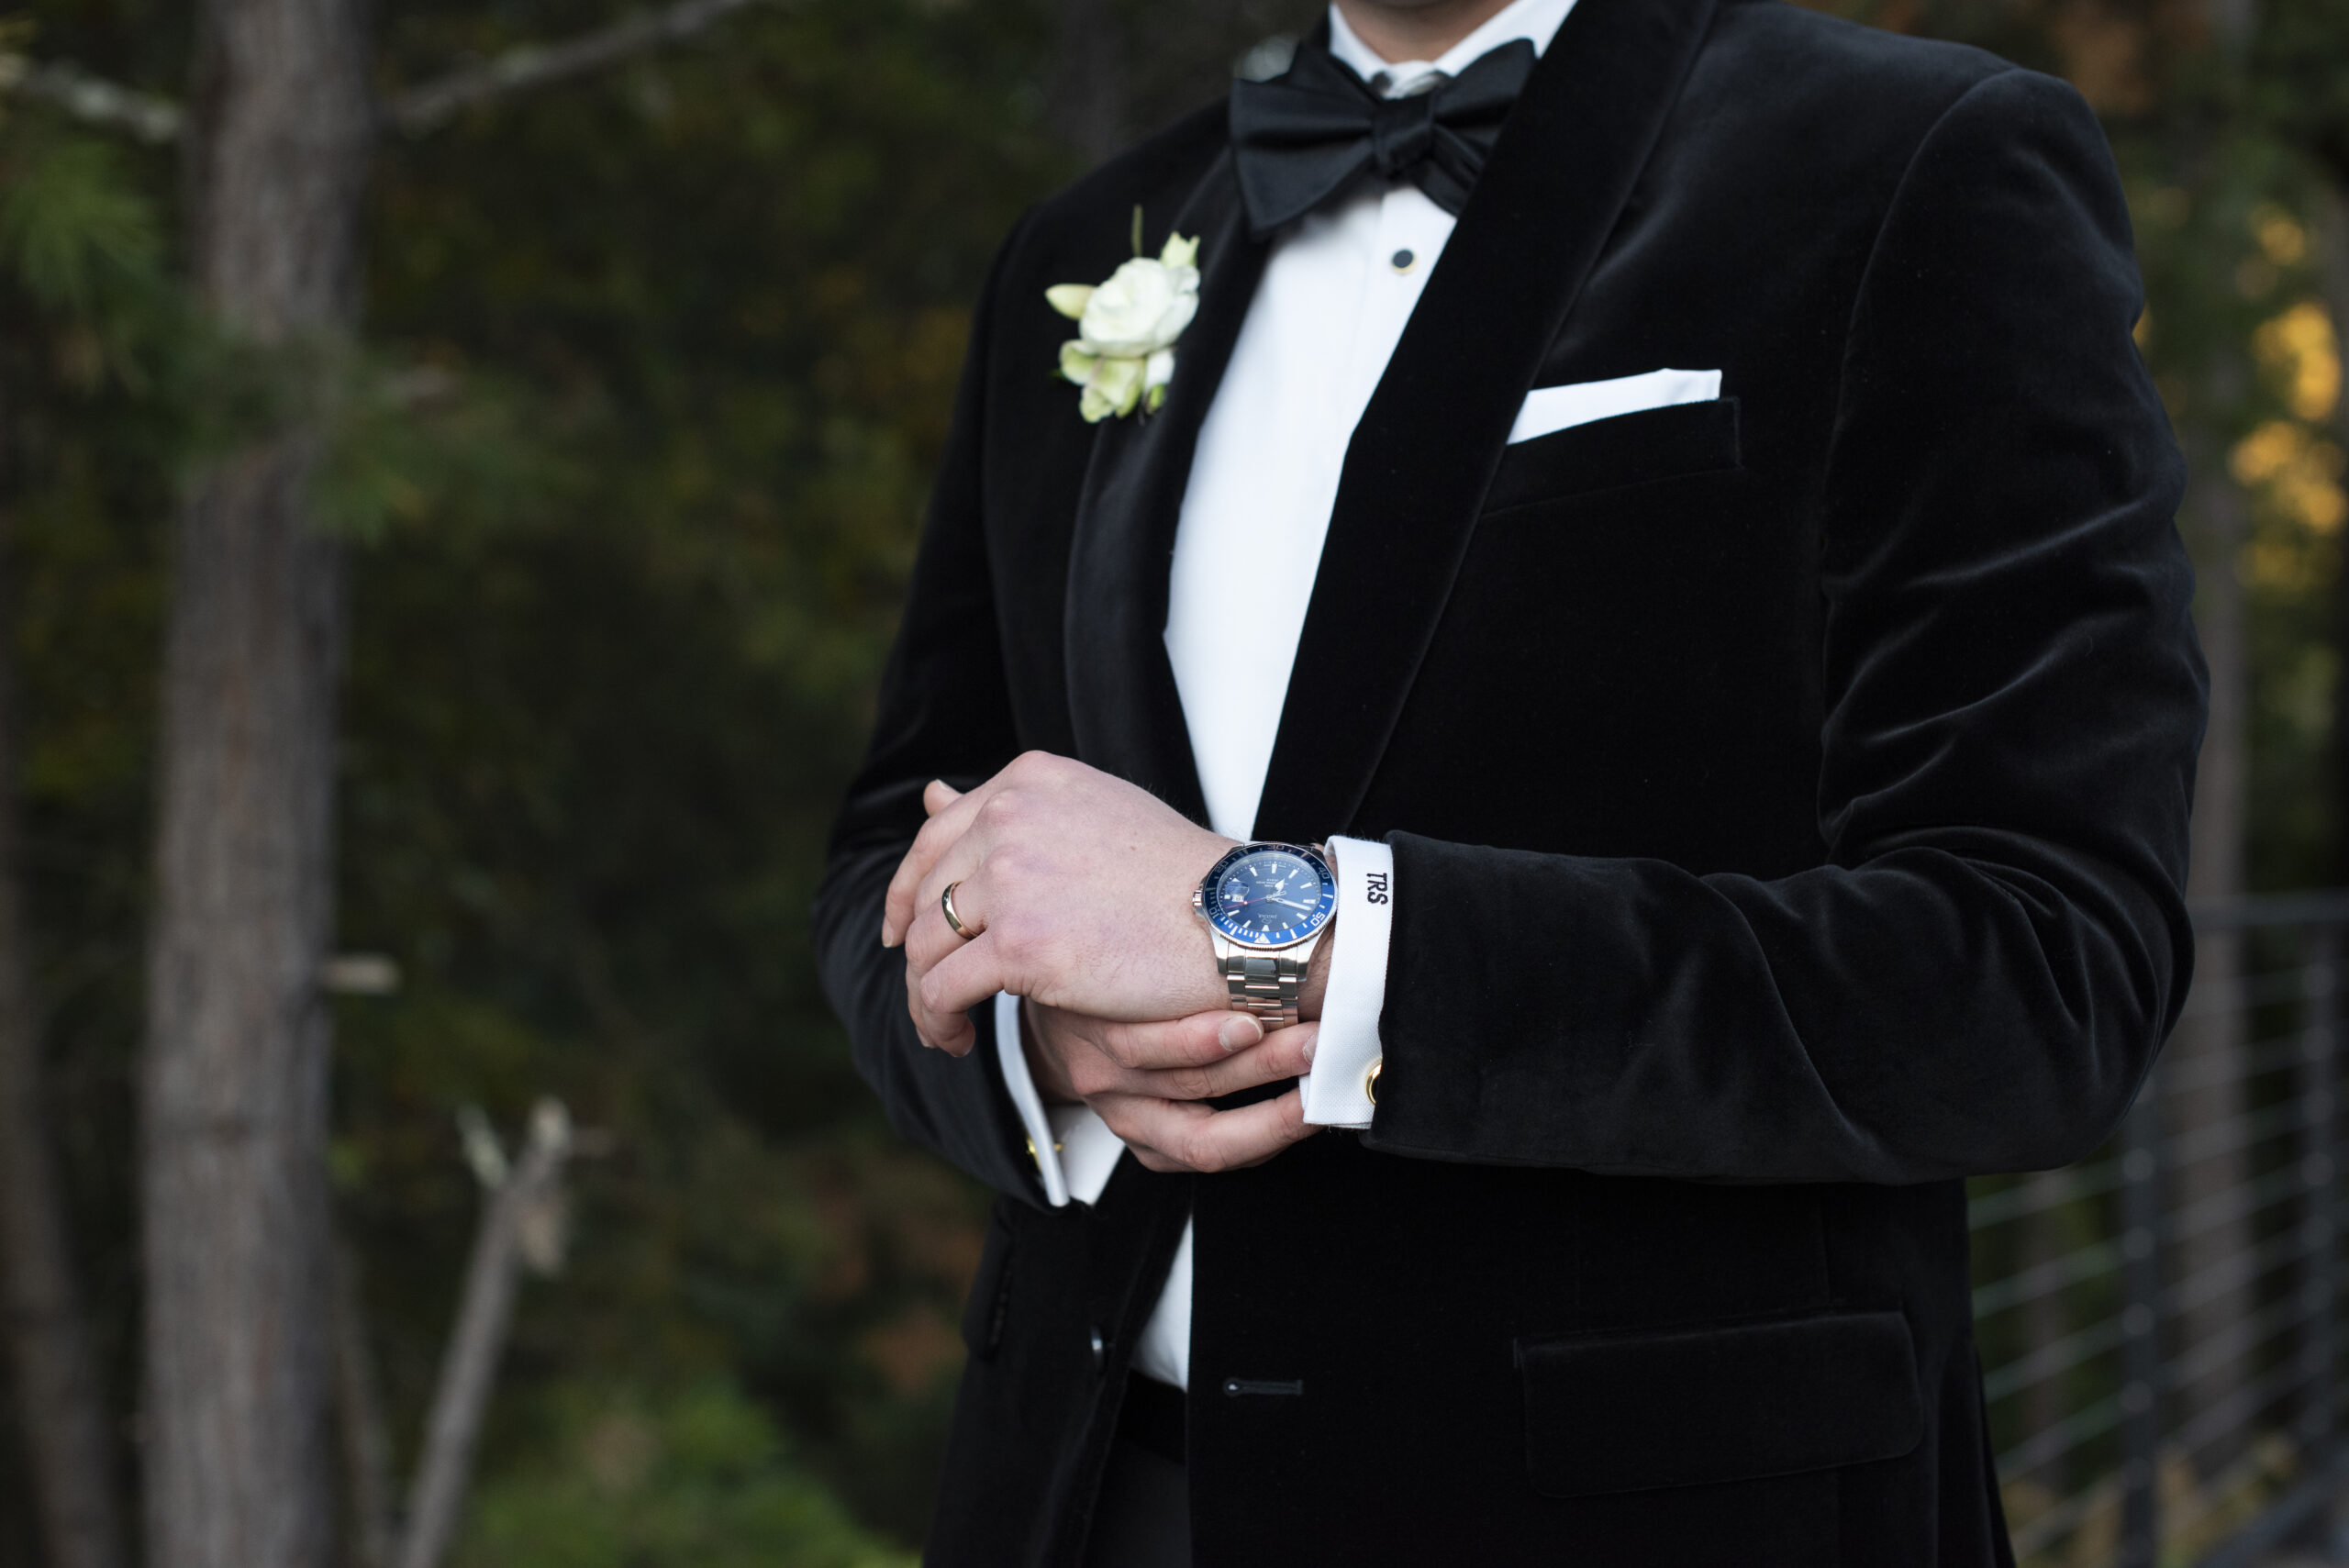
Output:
top-left (813, 217), bottom-right (1047, 1205)
top-left (1364, 69), bottom-right (2207, 1184)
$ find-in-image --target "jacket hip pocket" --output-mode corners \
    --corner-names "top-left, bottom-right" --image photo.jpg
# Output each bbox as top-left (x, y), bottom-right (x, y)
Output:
top-left (1514, 1307), bottom-right (1923, 1498)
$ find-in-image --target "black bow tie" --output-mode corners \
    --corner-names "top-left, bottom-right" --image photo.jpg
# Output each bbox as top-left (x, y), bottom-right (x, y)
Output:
top-left (1228, 37), bottom-right (1537, 239)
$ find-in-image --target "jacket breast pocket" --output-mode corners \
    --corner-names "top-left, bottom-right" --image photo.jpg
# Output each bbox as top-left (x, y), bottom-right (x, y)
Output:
top-left (1484, 396), bottom-right (1742, 517)
top-left (1515, 1307), bottom-right (1923, 1498)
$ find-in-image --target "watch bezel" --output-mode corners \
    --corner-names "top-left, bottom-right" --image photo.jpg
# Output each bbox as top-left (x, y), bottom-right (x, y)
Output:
top-left (1196, 841), bottom-right (1337, 951)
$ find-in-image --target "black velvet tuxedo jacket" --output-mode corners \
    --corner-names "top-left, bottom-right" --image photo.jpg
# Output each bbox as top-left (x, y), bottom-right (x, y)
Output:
top-left (815, 0), bottom-right (2207, 1560)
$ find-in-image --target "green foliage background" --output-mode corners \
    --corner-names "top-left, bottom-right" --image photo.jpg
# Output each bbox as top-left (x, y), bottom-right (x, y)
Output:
top-left (0, 0), bottom-right (2345, 1560)
top-left (0, 0), bottom-right (1318, 1557)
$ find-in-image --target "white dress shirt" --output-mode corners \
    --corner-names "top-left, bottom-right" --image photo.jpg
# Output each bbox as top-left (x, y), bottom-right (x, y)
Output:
top-left (995, 0), bottom-right (1580, 1391)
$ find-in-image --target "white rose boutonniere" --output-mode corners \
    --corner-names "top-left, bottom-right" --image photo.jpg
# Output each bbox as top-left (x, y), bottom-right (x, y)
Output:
top-left (1048, 210), bottom-right (1200, 423)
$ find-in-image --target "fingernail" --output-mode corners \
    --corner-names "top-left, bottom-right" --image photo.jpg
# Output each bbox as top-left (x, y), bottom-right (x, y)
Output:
top-left (1300, 1033), bottom-right (1317, 1066)
top-left (1219, 1016), bottom-right (1262, 1052)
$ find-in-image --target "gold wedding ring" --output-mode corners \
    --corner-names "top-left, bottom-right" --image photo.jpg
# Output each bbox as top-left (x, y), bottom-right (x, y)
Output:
top-left (941, 880), bottom-right (977, 940)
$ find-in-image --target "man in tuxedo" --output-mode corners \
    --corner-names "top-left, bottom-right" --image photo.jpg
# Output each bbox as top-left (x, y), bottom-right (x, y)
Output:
top-left (815, 0), bottom-right (2207, 1557)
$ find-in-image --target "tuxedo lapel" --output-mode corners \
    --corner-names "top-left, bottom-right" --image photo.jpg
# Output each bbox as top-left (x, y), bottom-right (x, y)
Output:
top-left (1251, 0), bottom-right (1720, 844)
top-left (1063, 150), bottom-right (1268, 824)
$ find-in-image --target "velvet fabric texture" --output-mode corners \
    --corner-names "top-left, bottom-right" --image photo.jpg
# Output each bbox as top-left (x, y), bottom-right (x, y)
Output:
top-left (812, 0), bottom-right (2206, 1560)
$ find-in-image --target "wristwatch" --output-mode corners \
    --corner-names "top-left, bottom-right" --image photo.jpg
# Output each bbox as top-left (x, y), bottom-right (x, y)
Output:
top-left (1192, 840), bottom-right (1337, 1029)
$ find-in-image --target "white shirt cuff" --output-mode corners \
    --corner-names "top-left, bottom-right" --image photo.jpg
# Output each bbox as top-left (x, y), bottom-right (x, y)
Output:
top-left (992, 992), bottom-right (1126, 1207)
top-left (1299, 835), bottom-right (1393, 1128)
top-left (993, 992), bottom-right (1069, 1206)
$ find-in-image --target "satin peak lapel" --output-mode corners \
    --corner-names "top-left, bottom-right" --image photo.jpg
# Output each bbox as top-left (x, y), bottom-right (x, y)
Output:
top-left (1063, 150), bottom-right (1268, 824)
top-left (1251, 0), bottom-right (1720, 845)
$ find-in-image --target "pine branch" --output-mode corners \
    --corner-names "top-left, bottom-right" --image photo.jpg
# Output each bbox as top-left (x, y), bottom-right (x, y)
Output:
top-left (0, 0), bottom-right (773, 145)
top-left (385, 0), bottom-right (771, 135)
top-left (0, 58), bottom-right (183, 142)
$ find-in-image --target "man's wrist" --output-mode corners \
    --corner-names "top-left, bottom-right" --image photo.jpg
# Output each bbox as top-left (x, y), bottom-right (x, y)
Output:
top-left (1020, 996), bottom-right (1082, 1105)
top-left (1299, 932), bottom-right (1331, 1022)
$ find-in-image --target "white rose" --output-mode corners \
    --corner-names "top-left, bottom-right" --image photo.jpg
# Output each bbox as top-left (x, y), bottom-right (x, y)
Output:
top-left (1074, 255), bottom-right (1198, 358)
top-left (1046, 230), bottom-right (1200, 422)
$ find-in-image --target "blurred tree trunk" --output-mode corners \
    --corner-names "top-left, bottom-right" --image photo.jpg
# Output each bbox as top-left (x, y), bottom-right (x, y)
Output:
top-left (139, 0), bottom-right (373, 1563)
top-left (395, 1103), bottom-right (573, 1568)
top-left (1049, 0), bottom-right (1130, 166)
top-left (2317, 179), bottom-right (2349, 890)
top-left (0, 507), bottom-right (127, 1568)
top-left (2157, 0), bottom-right (2259, 1479)
top-left (2171, 417), bottom-right (2251, 1471)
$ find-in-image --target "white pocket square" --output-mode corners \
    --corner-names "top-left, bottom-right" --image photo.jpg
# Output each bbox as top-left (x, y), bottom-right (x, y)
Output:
top-left (1508, 368), bottom-right (1724, 445)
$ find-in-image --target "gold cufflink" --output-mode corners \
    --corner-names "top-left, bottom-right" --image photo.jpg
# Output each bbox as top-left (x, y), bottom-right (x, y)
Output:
top-left (1364, 1059), bottom-right (1382, 1106)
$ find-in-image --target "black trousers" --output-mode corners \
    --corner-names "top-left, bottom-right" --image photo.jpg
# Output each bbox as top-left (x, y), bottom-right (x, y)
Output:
top-left (1081, 1375), bottom-right (1190, 1568)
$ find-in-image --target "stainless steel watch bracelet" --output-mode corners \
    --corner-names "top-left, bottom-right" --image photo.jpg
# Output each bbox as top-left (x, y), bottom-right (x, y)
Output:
top-left (1220, 952), bottom-right (1307, 1027)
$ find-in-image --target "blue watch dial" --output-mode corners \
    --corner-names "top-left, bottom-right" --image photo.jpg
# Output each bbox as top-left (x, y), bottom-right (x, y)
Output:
top-left (1201, 843), bottom-right (1336, 950)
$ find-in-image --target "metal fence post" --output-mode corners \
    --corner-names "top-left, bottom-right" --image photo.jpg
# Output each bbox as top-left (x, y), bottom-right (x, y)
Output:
top-left (2299, 925), bottom-right (2339, 1461)
top-left (2120, 1089), bottom-right (2165, 1568)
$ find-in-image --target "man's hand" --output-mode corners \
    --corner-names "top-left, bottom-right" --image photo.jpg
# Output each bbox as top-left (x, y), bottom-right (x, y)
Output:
top-left (875, 751), bottom-right (1330, 1173)
top-left (1023, 1000), bottom-right (1319, 1173)
top-left (879, 752), bottom-right (1242, 1056)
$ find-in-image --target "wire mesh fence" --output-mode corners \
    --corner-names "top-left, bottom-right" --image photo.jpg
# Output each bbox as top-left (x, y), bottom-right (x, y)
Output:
top-left (1976, 894), bottom-right (2349, 1568)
